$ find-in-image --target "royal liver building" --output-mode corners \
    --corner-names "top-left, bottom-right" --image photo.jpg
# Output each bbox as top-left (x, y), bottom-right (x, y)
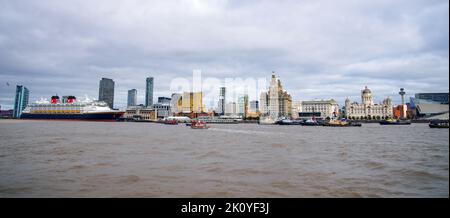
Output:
top-left (260, 73), bottom-right (292, 123)
top-left (344, 86), bottom-right (393, 119)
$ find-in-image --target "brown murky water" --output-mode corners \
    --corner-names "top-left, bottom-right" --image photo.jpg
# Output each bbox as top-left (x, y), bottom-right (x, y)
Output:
top-left (0, 120), bottom-right (448, 197)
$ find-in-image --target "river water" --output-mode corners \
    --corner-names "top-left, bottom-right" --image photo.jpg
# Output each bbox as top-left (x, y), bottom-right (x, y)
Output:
top-left (0, 120), bottom-right (448, 197)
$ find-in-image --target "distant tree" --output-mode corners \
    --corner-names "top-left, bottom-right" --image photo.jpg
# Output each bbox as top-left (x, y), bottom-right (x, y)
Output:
top-left (376, 115), bottom-right (381, 120)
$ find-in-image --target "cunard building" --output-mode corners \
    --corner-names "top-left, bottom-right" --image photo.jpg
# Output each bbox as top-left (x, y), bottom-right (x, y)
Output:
top-left (344, 86), bottom-right (393, 120)
top-left (259, 73), bottom-right (292, 123)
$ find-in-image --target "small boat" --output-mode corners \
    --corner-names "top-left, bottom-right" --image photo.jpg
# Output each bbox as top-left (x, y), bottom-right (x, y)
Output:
top-left (276, 118), bottom-right (301, 125)
top-left (191, 121), bottom-right (209, 129)
top-left (348, 122), bottom-right (362, 127)
top-left (301, 119), bottom-right (321, 126)
top-left (379, 118), bottom-right (411, 125)
top-left (323, 118), bottom-right (361, 127)
top-left (429, 120), bottom-right (449, 128)
top-left (164, 120), bottom-right (178, 125)
top-left (323, 120), bottom-right (348, 127)
top-left (301, 114), bottom-right (321, 126)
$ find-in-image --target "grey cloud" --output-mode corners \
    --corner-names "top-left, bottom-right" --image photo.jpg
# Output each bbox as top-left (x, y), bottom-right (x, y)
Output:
top-left (0, 0), bottom-right (448, 109)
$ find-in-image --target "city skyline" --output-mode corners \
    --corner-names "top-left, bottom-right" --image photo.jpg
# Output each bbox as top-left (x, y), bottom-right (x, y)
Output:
top-left (0, 72), bottom-right (447, 110)
top-left (0, 0), bottom-right (449, 109)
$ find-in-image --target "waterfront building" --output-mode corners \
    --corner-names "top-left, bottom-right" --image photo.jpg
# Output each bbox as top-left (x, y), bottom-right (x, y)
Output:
top-left (98, 78), bottom-right (114, 109)
top-left (291, 100), bottom-right (302, 119)
top-left (225, 102), bottom-right (237, 116)
top-left (414, 93), bottom-right (449, 105)
top-left (249, 100), bottom-right (259, 113)
top-left (158, 97), bottom-right (171, 104)
top-left (151, 103), bottom-right (171, 118)
top-left (181, 92), bottom-right (204, 114)
top-left (13, 85), bottom-right (29, 118)
top-left (409, 93), bottom-right (448, 119)
top-left (415, 104), bottom-right (449, 120)
top-left (218, 87), bottom-right (226, 115)
top-left (127, 89), bottom-right (137, 107)
top-left (259, 73), bottom-right (292, 122)
top-left (298, 111), bottom-right (322, 120)
top-left (0, 108), bottom-right (14, 119)
top-left (124, 105), bottom-right (157, 121)
top-left (170, 93), bottom-right (182, 115)
top-left (237, 94), bottom-right (249, 118)
top-left (301, 99), bottom-right (339, 119)
top-left (394, 105), bottom-right (410, 119)
top-left (145, 77), bottom-right (154, 107)
top-left (344, 86), bottom-right (393, 120)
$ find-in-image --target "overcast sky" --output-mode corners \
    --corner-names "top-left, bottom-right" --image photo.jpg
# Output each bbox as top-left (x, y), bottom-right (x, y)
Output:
top-left (0, 0), bottom-right (448, 109)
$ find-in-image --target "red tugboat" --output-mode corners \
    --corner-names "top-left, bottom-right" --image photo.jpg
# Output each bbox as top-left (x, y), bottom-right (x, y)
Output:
top-left (190, 120), bottom-right (209, 129)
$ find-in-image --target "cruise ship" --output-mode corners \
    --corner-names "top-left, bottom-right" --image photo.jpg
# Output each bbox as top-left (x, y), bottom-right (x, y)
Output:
top-left (20, 95), bottom-right (124, 121)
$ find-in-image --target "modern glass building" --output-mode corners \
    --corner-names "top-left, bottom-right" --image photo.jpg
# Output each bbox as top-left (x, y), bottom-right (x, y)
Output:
top-left (98, 78), bottom-right (115, 109)
top-left (237, 94), bottom-right (249, 117)
top-left (13, 85), bottom-right (29, 118)
top-left (414, 93), bottom-right (449, 104)
top-left (127, 89), bottom-right (137, 107)
top-left (218, 87), bottom-right (226, 115)
top-left (145, 77), bottom-right (154, 107)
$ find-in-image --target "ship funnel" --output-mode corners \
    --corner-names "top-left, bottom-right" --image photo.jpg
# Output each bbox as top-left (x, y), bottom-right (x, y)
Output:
top-left (67, 96), bottom-right (76, 103)
top-left (51, 95), bottom-right (60, 104)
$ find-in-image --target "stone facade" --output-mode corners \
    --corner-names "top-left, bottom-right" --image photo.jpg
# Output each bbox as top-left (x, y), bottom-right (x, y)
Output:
top-left (260, 74), bottom-right (292, 122)
top-left (301, 99), bottom-right (339, 119)
top-left (344, 86), bottom-right (393, 119)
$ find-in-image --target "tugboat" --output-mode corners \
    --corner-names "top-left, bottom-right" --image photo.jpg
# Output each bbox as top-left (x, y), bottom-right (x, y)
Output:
top-left (323, 119), bottom-right (347, 127)
top-left (323, 118), bottom-right (361, 127)
top-left (429, 120), bottom-right (449, 128)
top-left (301, 114), bottom-right (321, 126)
top-left (276, 117), bottom-right (301, 125)
top-left (379, 118), bottom-right (411, 125)
top-left (191, 120), bottom-right (210, 129)
top-left (301, 119), bottom-right (321, 126)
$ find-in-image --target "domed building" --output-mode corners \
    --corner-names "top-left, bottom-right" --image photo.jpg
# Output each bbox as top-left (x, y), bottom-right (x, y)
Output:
top-left (344, 86), bottom-right (393, 120)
